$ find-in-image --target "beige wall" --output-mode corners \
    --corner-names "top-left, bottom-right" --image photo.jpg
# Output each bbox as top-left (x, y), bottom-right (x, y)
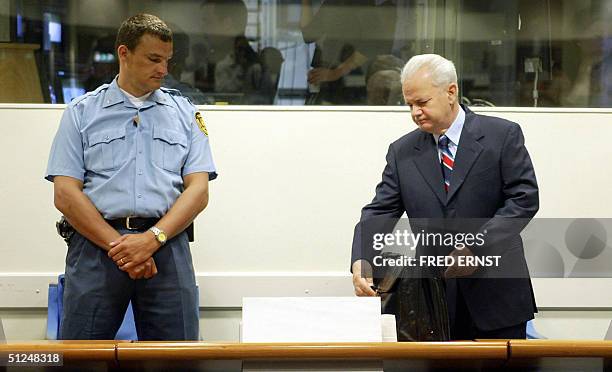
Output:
top-left (0, 105), bottom-right (610, 341)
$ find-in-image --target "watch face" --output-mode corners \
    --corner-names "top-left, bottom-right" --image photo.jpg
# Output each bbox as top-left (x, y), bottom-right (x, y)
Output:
top-left (158, 232), bottom-right (167, 243)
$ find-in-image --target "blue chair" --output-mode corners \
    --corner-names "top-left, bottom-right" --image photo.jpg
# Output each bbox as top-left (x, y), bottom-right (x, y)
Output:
top-left (526, 319), bottom-right (546, 339)
top-left (46, 274), bottom-right (137, 340)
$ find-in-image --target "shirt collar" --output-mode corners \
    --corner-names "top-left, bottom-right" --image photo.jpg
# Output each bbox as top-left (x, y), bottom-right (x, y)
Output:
top-left (149, 88), bottom-right (172, 106)
top-left (120, 87), bottom-right (152, 103)
top-left (434, 105), bottom-right (465, 146)
top-left (102, 78), bottom-right (124, 108)
top-left (102, 76), bottom-right (171, 108)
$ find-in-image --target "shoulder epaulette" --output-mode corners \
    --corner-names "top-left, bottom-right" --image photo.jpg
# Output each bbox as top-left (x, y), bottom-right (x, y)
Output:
top-left (160, 86), bottom-right (195, 106)
top-left (70, 84), bottom-right (110, 105)
top-left (160, 86), bottom-right (183, 96)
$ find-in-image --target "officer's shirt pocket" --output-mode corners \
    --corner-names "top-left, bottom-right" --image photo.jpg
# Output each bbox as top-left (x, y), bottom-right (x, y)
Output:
top-left (85, 127), bottom-right (127, 172)
top-left (152, 127), bottom-right (188, 173)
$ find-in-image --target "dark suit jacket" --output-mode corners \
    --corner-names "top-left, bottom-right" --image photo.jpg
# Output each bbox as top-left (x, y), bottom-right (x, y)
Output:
top-left (351, 105), bottom-right (539, 331)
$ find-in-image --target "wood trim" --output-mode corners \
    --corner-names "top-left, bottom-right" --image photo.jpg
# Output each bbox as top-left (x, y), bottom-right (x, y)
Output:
top-left (2, 341), bottom-right (612, 362)
top-left (115, 341), bottom-right (509, 360)
top-left (509, 340), bottom-right (612, 358)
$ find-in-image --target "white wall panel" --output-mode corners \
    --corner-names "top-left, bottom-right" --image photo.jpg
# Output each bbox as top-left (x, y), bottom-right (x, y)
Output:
top-left (0, 105), bottom-right (610, 311)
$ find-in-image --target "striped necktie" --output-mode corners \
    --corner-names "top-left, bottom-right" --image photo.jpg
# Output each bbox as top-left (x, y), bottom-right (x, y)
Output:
top-left (438, 135), bottom-right (454, 193)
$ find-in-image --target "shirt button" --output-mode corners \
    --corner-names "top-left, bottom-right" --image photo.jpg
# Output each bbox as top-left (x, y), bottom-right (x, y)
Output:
top-left (137, 194), bottom-right (142, 199)
top-left (138, 150), bottom-right (143, 154)
top-left (138, 170), bottom-right (143, 175)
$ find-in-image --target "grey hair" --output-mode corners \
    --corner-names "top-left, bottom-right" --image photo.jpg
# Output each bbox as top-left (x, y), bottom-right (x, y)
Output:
top-left (400, 54), bottom-right (457, 87)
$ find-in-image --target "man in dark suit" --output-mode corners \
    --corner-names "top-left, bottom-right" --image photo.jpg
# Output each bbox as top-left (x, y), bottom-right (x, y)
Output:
top-left (351, 54), bottom-right (539, 339)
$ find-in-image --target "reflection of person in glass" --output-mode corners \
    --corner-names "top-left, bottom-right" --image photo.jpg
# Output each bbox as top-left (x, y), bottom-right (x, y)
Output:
top-left (563, 11), bottom-right (611, 108)
top-left (200, 0), bottom-right (264, 103)
top-left (351, 54), bottom-right (539, 340)
top-left (365, 55), bottom-right (404, 105)
top-left (162, 24), bottom-right (207, 104)
top-left (300, 0), bottom-right (396, 104)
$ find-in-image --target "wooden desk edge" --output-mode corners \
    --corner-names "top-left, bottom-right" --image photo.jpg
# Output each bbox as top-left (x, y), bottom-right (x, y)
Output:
top-left (509, 340), bottom-right (612, 358)
top-left (116, 342), bottom-right (508, 360)
top-left (4, 340), bottom-right (611, 361)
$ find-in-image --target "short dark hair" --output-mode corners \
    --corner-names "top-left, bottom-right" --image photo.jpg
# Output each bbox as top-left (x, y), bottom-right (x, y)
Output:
top-left (115, 13), bottom-right (172, 52)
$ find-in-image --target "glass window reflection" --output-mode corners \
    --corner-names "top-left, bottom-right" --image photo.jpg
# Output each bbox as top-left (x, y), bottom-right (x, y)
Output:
top-left (1, 0), bottom-right (610, 107)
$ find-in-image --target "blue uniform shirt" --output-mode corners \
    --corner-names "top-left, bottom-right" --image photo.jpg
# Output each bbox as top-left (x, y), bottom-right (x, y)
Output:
top-left (46, 78), bottom-right (217, 219)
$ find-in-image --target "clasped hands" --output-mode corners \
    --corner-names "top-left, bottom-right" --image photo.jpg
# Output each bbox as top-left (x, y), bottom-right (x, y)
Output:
top-left (108, 232), bottom-right (161, 280)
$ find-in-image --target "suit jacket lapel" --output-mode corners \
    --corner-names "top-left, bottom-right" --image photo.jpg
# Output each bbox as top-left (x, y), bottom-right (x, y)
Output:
top-left (446, 109), bottom-right (484, 202)
top-left (413, 132), bottom-right (447, 205)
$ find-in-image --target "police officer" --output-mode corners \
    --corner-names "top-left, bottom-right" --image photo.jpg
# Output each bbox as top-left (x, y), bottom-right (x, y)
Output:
top-left (45, 14), bottom-right (217, 340)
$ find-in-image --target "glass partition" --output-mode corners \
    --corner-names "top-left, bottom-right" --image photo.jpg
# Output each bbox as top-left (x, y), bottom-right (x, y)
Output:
top-left (0, 0), bottom-right (610, 107)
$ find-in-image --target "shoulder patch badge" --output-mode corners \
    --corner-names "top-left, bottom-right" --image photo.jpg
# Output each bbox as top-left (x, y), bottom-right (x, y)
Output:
top-left (195, 112), bottom-right (208, 136)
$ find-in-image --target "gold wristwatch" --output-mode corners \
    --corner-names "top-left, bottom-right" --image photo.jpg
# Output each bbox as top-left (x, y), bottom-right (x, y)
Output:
top-left (148, 226), bottom-right (167, 245)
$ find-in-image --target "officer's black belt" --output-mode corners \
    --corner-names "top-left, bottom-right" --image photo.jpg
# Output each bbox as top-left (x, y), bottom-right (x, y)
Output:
top-left (105, 217), bottom-right (195, 242)
top-left (106, 217), bottom-right (158, 231)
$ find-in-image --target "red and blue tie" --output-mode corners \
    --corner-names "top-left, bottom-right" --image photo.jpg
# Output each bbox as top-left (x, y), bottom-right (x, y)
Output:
top-left (438, 135), bottom-right (454, 193)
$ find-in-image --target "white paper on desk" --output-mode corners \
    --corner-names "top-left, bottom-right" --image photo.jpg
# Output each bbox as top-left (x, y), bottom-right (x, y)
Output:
top-left (242, 297), bottom-right (382, 343)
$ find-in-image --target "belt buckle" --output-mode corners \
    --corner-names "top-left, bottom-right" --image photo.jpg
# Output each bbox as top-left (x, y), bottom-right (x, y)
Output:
top-left (125, 216), bottom-right (138, 230)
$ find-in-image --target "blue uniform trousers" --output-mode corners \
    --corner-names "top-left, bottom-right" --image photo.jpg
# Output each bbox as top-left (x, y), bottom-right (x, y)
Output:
top-left (60, 229), bottom-right (199, 341)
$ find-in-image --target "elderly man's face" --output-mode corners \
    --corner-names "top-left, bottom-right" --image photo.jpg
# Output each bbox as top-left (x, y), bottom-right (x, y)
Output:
top-left (402, 69), bottom-right (457, 135)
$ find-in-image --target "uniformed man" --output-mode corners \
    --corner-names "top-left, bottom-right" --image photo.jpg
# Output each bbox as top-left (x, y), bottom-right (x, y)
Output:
top-left (45, 14), bottom-right (217, 340)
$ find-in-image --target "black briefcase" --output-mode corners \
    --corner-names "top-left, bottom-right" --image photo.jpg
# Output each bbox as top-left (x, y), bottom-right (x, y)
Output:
top-left (376, 255), bottom-right (450, 342)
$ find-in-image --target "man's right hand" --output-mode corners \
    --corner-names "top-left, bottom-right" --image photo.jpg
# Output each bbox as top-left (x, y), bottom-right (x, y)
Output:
top-left (126, 257), bottom-right (158, 280)
top-left (352, 259), bottom-right (376, 296)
